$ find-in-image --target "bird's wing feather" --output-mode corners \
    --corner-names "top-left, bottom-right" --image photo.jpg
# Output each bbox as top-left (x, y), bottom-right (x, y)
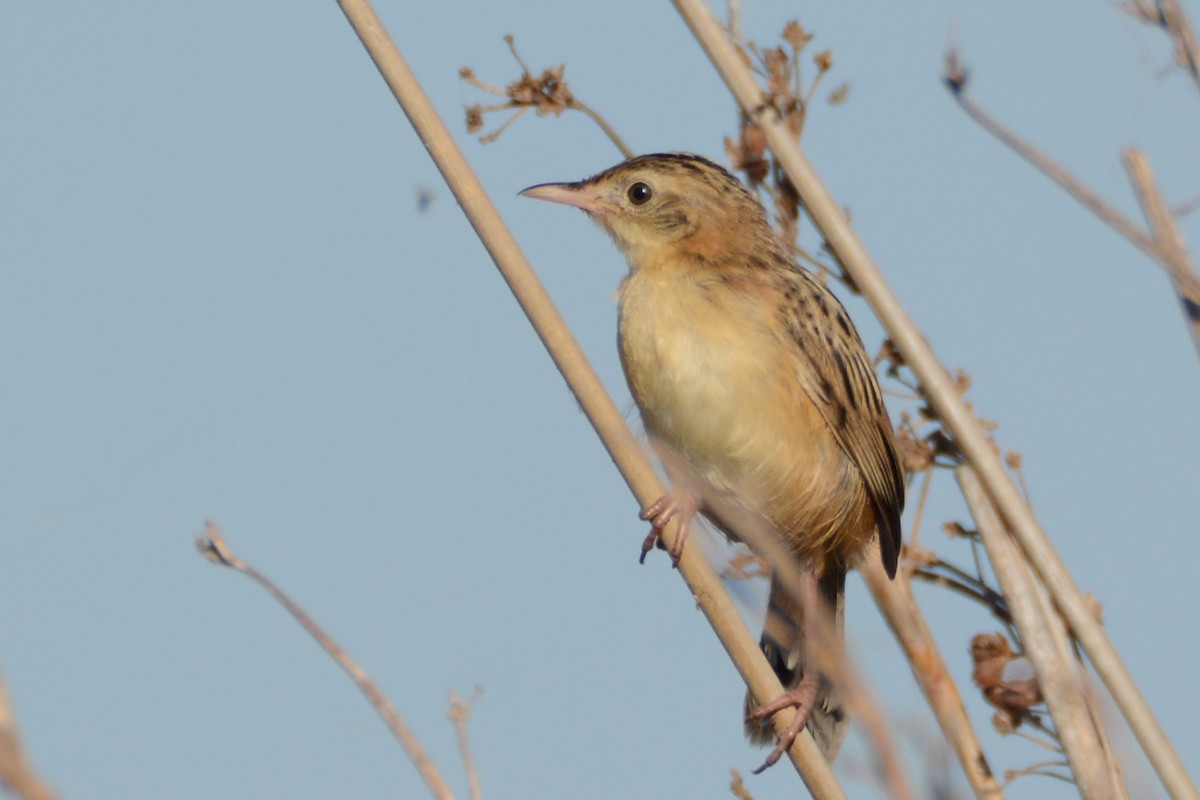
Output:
top-left (778, 268), bottom-right (905, 577)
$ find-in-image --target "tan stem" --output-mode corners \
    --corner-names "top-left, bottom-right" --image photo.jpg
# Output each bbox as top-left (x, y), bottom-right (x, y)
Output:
top-left (958, 469), bottom-right (1124, 800)
top-left (1122, 149), bottom-right (1200, 359)
top-left (859, 560), bottom-right (1003, 799)
top-left (668, 1), bottom-right (1198, 797)
top-left (335, 0), bottom-right (846, 794)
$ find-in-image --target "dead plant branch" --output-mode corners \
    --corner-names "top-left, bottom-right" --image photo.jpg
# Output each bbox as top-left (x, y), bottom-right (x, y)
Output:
top-left (671, 2), bottom-right (1196, 797)
top-left (461, 37), bottom-right (633, 159)
top-left (946, 52), bottom-right (1200, 358)
top-left (0, 667), bottom-right (57, 800)
top-left (334, 0), bottom-right (844, 793)
top-left (943, 62), bottom-right (1157, 256)
top-left (448, 688), bottom-right (484, 800)
top-left (196, 522), bottom-right (457, 800)
top-left (957, 470), bottom-right (1124, 800)
top-left (1160, 0), bottom-right (1200, 89)
top-left (1127, 0), bottom-right (1200, 91)
top-left (859, 560), bottom-right (1003, 799)
top-left (1122, 149), bottom-right (1200, 356)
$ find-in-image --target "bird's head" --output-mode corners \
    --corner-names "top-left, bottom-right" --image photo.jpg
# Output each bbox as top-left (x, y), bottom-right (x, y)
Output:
top-left (521, 153), bottom-right (771, 267)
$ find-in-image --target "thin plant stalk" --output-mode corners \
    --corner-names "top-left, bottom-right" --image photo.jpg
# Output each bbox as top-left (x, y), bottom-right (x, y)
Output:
top-left (946, 80), bottom-right (1200, 359)
top-left (957, 469), bottom-right (1124, 800)
top-left (667, 2), bottom-right (1198, 797)
top-left (0, 667), bottom-right (56, 800)
top-left (859, 559), bottom-right (1004, 799)
top-left (196, 523), bottom-right (457, 800)
top-left (448, 689), bottom-right (484, 800)
top-left (1159, 0), bottom-right (1200, 90)
top-left (1122, 149), bottom-right (1200, 358)
top-left (334, 0), bottom-right (845, 794)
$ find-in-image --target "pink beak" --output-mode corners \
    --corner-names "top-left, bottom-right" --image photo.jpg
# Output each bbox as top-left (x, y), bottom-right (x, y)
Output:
top-left (519, 181), bottom-right (608, 215)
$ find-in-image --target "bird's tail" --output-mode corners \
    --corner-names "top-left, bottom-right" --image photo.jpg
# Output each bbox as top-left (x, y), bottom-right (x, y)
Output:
top-left (744, 569), bottom-right (847, 760)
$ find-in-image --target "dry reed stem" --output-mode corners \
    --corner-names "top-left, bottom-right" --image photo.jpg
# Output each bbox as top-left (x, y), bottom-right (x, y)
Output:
top-left (195, 523), bottom-right (457, 800)
top-left (0, 668), bottom-right (56, 800)
top-left (447, 689), bottom-right (483, 800)
top-left (670, 2), bottom-right (1198, 797)
top-left (957, 470), bottom-right (1123, 799)
top-left (1027, 572), bottom-right (1128, 797)
top-left (334, 0), bottom-right (844, 793)
top-left (859, 560), bottom-right (1003, 799)
top-left (1158, 0), bottom-right (1200, 90)
top-left (1123, 149), bottom-right (1200, 358)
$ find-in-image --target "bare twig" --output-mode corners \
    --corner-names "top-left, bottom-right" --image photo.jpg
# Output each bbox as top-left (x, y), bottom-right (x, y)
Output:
top-left (729, 767), bottom-right (754, 800)
top-left (943, 62), bottom-right (1158, 257)
top-left (1003, 759), bottom-right (1076, 787)
top-left (957, 470), bottom-right (1124, 800)
top-left (334, 1), bottom-right (844, 794)
top-left (1122, 149), bottom-right (1200, 357)
top-left (196, 522), bottom-right (457, 800)
top-left (1024, 560), bottom-right (1127, 797)
top-left (668, 3), bottom-right (1196, 796)
top-left (0, 667), bottom-right (56, 800)
top-left (448, 688), bottom-right (484, 800)
top-left (909, 567), bottom-right (1012, 627)
top-left (1161, 0), bottom-right (1200, 87)
top-left (945, 54), bottom-right (1200, 359)
top-left (905, 465), bottom-right (933, 549)
top-left (859, 560), bottom-right (1004, 799)
top-left (1128, 0), bottom-right (1200, 90)
top-left (461, 38), bottom-right (633, 159)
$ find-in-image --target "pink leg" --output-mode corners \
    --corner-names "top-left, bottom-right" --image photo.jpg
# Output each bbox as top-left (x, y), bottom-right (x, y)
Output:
top-left (747, 670), bottom-right (822, 772)
top-left (638, 489), bottom-right (699, 565)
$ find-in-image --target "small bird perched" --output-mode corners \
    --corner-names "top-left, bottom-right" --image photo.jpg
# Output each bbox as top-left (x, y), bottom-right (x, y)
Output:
top-left (521, 153), bottom-right (904, 768)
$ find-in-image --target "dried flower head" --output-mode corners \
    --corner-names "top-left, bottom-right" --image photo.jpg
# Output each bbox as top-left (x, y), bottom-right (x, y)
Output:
top-left (459, 35), bottom-right (629, 155)
top-left (971, 633), bottom-right (1043, 731)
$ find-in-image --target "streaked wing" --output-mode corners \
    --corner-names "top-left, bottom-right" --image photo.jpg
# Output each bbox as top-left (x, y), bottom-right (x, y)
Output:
top-left (777, 268), bottom-right (905, 577)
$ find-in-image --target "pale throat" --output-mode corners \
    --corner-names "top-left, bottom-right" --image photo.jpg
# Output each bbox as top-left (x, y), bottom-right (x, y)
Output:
top-left (617, 263), bottom-right (787, 472)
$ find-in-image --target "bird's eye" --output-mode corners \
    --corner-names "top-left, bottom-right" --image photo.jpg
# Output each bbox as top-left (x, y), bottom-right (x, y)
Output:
top-left (627, 182), bottom-right (653, 206)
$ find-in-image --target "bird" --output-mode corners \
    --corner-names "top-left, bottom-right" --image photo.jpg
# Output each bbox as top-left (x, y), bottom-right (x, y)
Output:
top-left (520, 153), bottom-right (904, 769)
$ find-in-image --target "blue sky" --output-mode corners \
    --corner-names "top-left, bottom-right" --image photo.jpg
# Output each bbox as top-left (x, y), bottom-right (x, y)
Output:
top-left (2, 1), bottom-right (1197, 798)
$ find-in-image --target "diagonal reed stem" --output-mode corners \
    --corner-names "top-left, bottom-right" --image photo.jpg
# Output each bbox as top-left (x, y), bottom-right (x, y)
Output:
top-left (668, 1), bottom-right (1198, 798)
top-left (335, 0), bottom-right (845, 795)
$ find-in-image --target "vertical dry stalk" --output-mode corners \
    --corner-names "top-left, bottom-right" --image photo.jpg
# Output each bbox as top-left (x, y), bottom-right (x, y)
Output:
top-left (448, 690), bottom-right (484, 800)
top-left (858, 561), bottom-right (1003, 799)
top-left (1025, 568), bottom-right (1128, 796)
top-left (334, 0), bottom-right (845, 793)
top-left (1158, 0), bottom-right (1200, 90)
top-left (669, 2), bottom-right (1197, 797)
top-left (1122, 149), bottom-right (1200, 358)
top-left (957, 469), bottom-right (1124, 799)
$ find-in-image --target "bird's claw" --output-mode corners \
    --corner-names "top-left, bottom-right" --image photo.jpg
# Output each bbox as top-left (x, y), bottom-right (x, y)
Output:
top-left (747, 673), bottom-right (822, 774)
top-left (637, 491), bottom-right (698, 566)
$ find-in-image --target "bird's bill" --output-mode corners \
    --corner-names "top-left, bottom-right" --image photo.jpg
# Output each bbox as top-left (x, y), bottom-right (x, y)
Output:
top-left (519, 181), bottom-right (607, 215)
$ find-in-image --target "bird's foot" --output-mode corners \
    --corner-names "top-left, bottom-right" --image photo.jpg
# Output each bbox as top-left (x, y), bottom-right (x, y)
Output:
top-left (638, 490), bottom-right (698, 566)
top-left (747, 670), bottom-right (822, 773)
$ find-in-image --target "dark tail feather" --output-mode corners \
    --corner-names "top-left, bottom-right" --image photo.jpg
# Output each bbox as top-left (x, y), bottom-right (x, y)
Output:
top-left (745, 569), bottom-right (847, 760)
